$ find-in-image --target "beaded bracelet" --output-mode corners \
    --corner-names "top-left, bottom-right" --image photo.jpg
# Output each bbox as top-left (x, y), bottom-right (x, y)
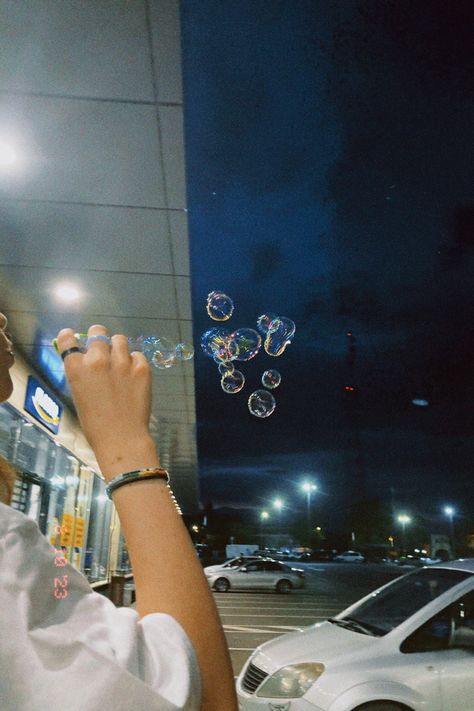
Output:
top-left (105, 467), bottom-right (170, 500)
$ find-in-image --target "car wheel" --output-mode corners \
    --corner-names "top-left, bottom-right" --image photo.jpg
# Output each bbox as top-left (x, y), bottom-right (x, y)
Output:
top-left (214, 577), bottom-right (230, 593)
top-left (355, 703), bottom-right (407, 711)
top-left (276, 579), bottom-right (292, 594)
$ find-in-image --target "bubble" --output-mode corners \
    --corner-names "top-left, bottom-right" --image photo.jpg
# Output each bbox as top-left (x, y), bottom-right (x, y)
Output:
top-left (221, 370), bottom-right (245, 394)
top-left (145, 337), bottom-right (177, 369)
top-left (200, 328), bottom-right (238, 362)
top-left (264, 317), bottom-right (295, 356)
top-left (175, 342), bottom-right (195, 361)
top-left (218, 361), bottom-right (235, 375)
top-left (128, 336), bottom-right (144, 353)
top-left (262, 369), bottom-right (281, 389)
top-left (229, 328), bottom-right (262, 361)
top-left (256, 313), bottom-right (278, 335)
top-left (206, 291), bottom-right (234, 321)
top-left (248, 389), bottom-right (276, 418)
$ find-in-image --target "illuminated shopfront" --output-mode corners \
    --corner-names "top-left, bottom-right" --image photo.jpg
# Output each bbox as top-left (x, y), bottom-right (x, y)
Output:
top-left (0, 367), bottom-right (131, 585)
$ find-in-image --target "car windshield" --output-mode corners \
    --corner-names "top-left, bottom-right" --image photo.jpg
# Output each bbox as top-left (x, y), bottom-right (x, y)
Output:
top-left (336, 568), bottom-right (471, 635)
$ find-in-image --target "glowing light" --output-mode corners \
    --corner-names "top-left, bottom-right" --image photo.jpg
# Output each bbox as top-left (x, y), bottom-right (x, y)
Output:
top-left (412, 398), bottom-right (429, 407)
top-left (302, 482), bottom-right (317, 493)
top-left (444, 506), bottom-right (455, 517)
top-left (273, 498), bottom-right (283, 511)
top-left (397, 514), bottom-right (411, 524)
top-left (53, 283), bottom-right (82, 303)
top-left (260, 511), bottom-right (269, 520)
top-left (0, 141), bottom-right (16, 166)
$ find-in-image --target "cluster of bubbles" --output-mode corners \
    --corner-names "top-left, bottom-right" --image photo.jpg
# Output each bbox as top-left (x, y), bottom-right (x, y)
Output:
top-left (200, 292), bottom-right (295, 417)
top-left (73, 333), bottom-right (194, 370)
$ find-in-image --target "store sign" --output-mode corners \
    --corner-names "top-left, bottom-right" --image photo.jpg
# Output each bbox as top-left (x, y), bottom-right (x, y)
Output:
top-left (24, 376), bottom-right (62, 434)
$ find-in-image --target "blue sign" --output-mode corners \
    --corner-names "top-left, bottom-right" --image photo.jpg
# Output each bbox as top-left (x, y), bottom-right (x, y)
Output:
top-left (24, 376), bottom-right (63, 434)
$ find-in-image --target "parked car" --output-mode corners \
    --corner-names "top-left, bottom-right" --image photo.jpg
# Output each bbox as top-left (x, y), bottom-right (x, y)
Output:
top-left (334, 550), bottom-right (365, 563)
top-left (206, 558), bottom-right (305, 593)
top-left (237, 559), bottom-right (474, 710)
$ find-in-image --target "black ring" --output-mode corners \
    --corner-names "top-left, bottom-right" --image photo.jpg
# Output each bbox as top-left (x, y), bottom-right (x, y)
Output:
top-left (61, 346), bottom-right (85, 361)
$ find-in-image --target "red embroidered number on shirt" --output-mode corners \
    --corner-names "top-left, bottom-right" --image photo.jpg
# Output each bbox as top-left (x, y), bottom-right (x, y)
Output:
top-left (54, 575), bottom-right (69, 599)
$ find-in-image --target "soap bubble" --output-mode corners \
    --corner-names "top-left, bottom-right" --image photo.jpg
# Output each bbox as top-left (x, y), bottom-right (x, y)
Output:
top-left (200, 328), bottom-right (237, 362)
top-left (248, 389), bottom-right (276, 418)
top-left (262, 369), bottom-right (281, 389)
top-left (218, 361), bottom-right (235, 375)
top-left (128, 336), bottom-right (145, 353)
top-left (144, 337), bottom-right (177, 369)
top-left (175, 342), bottom-right (194, 361)
top-left (264, 317), bottom-right (295, 356)
top-left (221, 370), bottom-right (245, 394)
top-left (256, 313), bottom-right (278, 335)
top-left (206, 291), bottom-right (234, 321)
top-left (229, 328), bottom-right (262, 361)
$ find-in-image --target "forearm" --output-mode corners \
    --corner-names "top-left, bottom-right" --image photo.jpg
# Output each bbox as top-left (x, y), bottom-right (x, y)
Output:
top-left (97, 439), bottom-right (237, 711)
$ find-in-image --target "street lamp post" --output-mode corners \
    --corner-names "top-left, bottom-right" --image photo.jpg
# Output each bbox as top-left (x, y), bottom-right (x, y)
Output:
top-left (260, 510), bottom-right (269, 547)
top-left (302, 482), bottom-right (318, 548)
top-left (273, 498), bottom-right (283, 549)
top-left (397, 514), bottom-right (411, 552)
top-left (444, 506), bottom-right (455, 557)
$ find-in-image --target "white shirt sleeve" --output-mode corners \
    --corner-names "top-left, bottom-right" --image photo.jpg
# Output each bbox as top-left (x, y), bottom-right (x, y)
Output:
top-left (0, 502), bottom-right (201, 711)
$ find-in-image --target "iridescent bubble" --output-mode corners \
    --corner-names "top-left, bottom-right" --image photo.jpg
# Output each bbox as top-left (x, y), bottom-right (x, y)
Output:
top-left (147, 337), bottom-right (177, 369)
top-left (218, 361), bottom-right (235, 375)
top-left (264, 317), bottom-right (296, 356)
top-left (229, 328), bottom-right (262, 361)
top-left (262, 369), bottom-right (281, 389)
top-left (200, 328), bottom-right (237, 362)
top-left (248, 389), bottom-right (276, 418)
top-left (127, 336), bottom-right (144, 353)
top-left (175, 342), bottom-right (195, 361)
top-left (256, 313), bottom-right (278, 335)
top-left (206, 291), bottom-right (234, 321)
top-left (221, 370), bottom-right (245, 394)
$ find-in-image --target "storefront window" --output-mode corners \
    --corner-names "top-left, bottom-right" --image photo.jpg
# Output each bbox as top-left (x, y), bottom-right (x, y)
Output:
top-left (84, 474), bottom-right (112, 582)
top-left (0, 403), bottom-right (114, 584)
top-left (117, 529), bottom-right (131, 574)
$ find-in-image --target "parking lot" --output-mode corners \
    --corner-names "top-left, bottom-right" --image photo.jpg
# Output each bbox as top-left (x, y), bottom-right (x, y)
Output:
top-left (214, 562), bottom-right (403, 675)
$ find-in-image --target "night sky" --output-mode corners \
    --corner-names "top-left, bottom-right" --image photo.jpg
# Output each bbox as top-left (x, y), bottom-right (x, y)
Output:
top-left (180, 0), bottom-right (474, 529)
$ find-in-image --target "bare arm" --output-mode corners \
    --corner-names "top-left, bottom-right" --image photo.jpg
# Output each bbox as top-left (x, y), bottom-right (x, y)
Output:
top-left (57, 326), bottom-right (237, 711)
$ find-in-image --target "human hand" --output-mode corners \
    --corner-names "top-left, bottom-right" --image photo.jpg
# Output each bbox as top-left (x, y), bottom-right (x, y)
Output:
top-left (56, 324), bottom-right (158, 479)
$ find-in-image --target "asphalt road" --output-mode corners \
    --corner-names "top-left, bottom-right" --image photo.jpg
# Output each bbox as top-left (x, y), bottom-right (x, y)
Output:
top-left (213, 562), bottom-right (403, 676)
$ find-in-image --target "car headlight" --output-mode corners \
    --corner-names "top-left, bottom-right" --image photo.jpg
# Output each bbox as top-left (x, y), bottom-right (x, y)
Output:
top-left (256, 663), bottom-right (325, 698)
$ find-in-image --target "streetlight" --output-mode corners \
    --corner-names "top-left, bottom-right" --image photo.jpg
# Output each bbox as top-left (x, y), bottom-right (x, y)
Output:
top-left (273, 498), bottom-right (284, 549)
top-left (397, 514), bottom-right (411, 551)
top-left (443, 506), bottom-right (455, 557)
top-left (301, 482), bottom-right (318, 548)
top-left (260, 510), bottom-right (269, 548)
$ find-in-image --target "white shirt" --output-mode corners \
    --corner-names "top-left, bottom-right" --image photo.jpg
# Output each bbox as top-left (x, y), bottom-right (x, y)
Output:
top-left (0, 502), bottom-right (201, 711)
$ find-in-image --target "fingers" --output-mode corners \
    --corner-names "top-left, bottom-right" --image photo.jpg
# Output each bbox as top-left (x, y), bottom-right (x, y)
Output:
top-left (110, 334), bottom-right (131, 367)
top-left (58, 325), bottom-right (148, 373)
top-left (56, 328), bottom-right (83, 365)
top-left (86, 324), bottom-right (111, 354)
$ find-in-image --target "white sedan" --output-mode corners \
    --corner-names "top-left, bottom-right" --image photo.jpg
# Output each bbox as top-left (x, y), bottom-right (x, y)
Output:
top-left (206, 558), bottom-right (305, 593)
top-left (334, 550), bottom-right (365, 563)
top-left (237, 559), bottom-right (474, 710)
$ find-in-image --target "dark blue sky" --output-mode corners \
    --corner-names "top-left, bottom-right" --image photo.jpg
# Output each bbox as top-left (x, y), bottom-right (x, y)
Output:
top-left (181, 0), bottom-right (474, 527)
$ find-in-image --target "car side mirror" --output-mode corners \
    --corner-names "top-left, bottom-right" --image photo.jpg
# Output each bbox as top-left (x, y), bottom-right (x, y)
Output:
top-left (240, 567), bottom-right (248, 572)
